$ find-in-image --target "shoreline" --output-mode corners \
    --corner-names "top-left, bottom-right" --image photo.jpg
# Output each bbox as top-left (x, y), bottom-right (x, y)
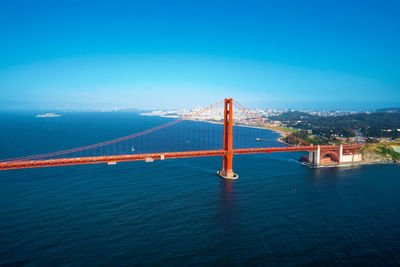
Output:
top-left (142, 113), bottom-right (288, 141)
top-left (301, 160), bottom-right (398, 168)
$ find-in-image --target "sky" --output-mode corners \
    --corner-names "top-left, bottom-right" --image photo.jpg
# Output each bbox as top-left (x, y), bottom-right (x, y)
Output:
top-left (0, 0), bottom-right (399, 111)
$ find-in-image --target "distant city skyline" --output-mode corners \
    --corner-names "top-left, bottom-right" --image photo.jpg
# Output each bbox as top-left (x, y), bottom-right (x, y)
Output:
top-left (1, 0), bottom-right (399, 111)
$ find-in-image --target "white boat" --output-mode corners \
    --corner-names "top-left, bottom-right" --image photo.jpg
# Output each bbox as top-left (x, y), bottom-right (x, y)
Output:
top-left (36, 113), bottom-right (61, 118)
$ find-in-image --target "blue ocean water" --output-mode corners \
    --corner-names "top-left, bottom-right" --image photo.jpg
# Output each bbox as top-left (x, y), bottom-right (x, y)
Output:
top-left (0, 112), bottom-right (399, 266)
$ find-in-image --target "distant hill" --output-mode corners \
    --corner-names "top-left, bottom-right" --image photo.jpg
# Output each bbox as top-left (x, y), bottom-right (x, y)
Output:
top-left (375, 107), bottom-right (400, 114)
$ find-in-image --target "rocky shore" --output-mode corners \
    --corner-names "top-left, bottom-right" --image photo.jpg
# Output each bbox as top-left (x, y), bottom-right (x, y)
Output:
top-left (360, 143), bottom-right (399, 163)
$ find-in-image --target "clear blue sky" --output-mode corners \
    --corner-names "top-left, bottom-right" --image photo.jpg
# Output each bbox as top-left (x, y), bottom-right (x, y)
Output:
top-left (0, 0), bottom-right (399, 110)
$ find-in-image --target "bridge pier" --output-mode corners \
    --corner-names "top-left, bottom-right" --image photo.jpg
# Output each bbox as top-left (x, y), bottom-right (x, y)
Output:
top-left (218, 98), bottom-right (238, 179)
top-left (307, 144), bottom-right (363, 167)
top-left (308, 145), bottom-right (320, 166)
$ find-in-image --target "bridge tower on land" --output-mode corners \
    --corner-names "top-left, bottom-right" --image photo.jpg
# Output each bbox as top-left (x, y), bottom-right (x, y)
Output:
top-left (218, 98), bottom-right (238, 179)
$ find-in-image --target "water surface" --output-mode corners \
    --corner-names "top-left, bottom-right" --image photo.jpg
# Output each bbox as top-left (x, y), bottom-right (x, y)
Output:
top-left (0, 112), bottom-right (399, 265)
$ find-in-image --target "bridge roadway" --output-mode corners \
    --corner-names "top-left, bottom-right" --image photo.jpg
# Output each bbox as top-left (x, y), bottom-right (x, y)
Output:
top-left (0, 144), bottom-right (362, 171)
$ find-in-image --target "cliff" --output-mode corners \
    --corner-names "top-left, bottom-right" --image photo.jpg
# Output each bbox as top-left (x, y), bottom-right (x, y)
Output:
top-left (360, 143), bottom-right (400, 162)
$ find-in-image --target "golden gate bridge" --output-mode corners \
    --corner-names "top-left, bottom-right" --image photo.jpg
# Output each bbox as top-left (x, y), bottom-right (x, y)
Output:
top-left (0, 98), bottom-right (362, 178)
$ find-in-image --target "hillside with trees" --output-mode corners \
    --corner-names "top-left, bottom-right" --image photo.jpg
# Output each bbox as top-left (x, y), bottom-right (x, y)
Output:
top-left (271, 110), bottom-right (400, 140)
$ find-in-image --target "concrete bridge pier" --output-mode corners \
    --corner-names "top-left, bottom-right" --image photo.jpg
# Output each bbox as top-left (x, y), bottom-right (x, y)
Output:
top-left (308, 145), bottom-right (320, 166)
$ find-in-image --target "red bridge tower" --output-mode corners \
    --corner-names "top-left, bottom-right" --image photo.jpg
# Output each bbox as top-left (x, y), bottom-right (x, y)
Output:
top-left (217, 98), bottom-right (239, 179)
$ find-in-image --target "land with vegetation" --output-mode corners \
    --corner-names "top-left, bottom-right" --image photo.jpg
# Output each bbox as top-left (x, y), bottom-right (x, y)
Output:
top-left (360, 142), bottom-right (400, 162)
top-left (272, 109), bottom-right (400, 143)
top-left (270, 109), bottom-right (400, 163)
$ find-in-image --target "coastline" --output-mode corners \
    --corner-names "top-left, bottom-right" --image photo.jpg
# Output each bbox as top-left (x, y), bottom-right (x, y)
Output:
top-left (145, 113), bottom-right (289, 141)
top-left (302, 160), bottom-right (398, 168)
top-left (264, 127), bottom-right (288, 138)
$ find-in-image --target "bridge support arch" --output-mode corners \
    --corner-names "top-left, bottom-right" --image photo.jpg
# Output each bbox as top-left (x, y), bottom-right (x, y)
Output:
top-left (320, 150), bottom-right (340, 164)
top-left (217, 98), bottom-right (238, 179)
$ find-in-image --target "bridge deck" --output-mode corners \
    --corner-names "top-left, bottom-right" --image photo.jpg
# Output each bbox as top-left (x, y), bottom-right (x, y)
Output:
top-left (0, 144), bottom-right (362, 171)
